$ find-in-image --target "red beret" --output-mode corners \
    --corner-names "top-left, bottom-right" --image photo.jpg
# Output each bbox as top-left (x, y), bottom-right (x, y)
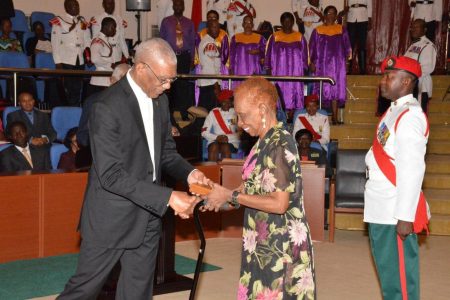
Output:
top-left (381, 56), bottom-right (422, 78)
top-left (304, 94), bottom-right (319, 106)
top-left (217, 89), bottom-right (233, 102)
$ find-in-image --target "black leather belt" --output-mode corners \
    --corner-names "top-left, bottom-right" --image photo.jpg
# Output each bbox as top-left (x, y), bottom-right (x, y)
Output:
top-left (351, 4), bottom-right (367, 8)
top-left (175, 50), bottom-right (190, 55)
top-left (416, 1), bottom-right (434, 4)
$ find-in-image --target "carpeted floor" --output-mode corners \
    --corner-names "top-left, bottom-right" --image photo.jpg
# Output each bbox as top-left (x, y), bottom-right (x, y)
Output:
top-left (0, 253), bottom-right (220, 300)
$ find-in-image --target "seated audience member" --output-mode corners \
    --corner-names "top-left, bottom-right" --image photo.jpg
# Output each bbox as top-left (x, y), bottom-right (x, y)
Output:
top-left (295, 128), bottom-right (331, 177)
top-left (195, 19), bottom-right (229, 112)
top-left (292, 94), bottom-right (330, 151)
top-left (76, 63), bottom-right (130, 168)
top-left (58, 127), bottom-right (79, 170)
top-left (25, 21), bottom-right (52, 57)
top-left (201, 89), bottom-right (239, 161)
top-left (0, 121), bottom-right (51, 172)
top-left (88, 17), bottom-right (118, 96)
top-left (6, 92), bottom-right (56, 148)
top-left (0, 18), bottom-right (23, 52)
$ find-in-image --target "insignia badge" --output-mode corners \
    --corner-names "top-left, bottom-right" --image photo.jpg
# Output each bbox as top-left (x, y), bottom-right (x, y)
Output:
top-left (387, 58), bottom-right (395, 68)
top-left (377, 122), bottom-right (390, 146)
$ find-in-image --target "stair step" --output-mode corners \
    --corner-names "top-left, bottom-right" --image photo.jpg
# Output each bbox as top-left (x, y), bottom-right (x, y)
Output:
top-left (429, 126), bottom-right (450, 140)
top-left (330, 124), bottom-right (375, 140)
top-left (432, 88), bottom-right (448, 102)
top-left (428, 100), bottom-right (450, 113)
top-left (426, 155), bottom-right (450, 174)
top-left (347, 75), bottom-right (380, 86)
top-left (347, 87), bottom-right (378, 99)
top-left (428, 215), bottom-right (450, 236)
top-left (423, 173), bottom-right (450, 189)
top-left (425, 189), bottom-right (450, 215)
top-left (336, 138), bottom-right (372, 150)
top-left (428, 112), bottom-right (450, 125)
top-left (428, 141), bottom-right (450, 155)
top-left (432, 75), bottom-right (450, 86)
top-left (346, 100), bottom-right (378, 111)
top-left (335, 213), bottom-right (365, 230)
top-left (343, 111), bottom-right (379, 124)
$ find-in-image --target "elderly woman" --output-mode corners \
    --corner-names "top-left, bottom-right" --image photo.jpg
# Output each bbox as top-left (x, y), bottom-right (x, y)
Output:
top-left (205, 77), bottom-right (315, 299)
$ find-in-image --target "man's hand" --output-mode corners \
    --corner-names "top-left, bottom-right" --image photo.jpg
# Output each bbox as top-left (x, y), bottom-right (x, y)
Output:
top-left (187, 169), bottom-right (212, 187)
top-left (168, 191), bottom-right (200, 219)
top-left (30, 137), bottom-right (46, 146)
top-left (204, 183), bottom-right (232, 212)
top-left (396, 220), bottom-right (413, 240)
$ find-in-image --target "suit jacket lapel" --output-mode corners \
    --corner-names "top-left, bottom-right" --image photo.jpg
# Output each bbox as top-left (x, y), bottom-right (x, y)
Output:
top-left (12, 146), bottom-right (32, 169)
top-left (19, 110), bottom-right (33, 129)
top-left (153, 97), bottom-right (161, 175)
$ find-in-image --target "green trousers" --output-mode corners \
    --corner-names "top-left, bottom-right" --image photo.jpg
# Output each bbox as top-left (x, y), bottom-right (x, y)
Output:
top-left (369, 223), bottom-right (420, 300)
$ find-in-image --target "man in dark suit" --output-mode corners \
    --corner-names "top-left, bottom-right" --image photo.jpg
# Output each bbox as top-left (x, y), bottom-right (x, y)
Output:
top-left (6, 92), bottom-right (57, 147)
top-left (0, 121), bottom-right (51, 172)
top-left (57, 38), bottom-right (210, 299)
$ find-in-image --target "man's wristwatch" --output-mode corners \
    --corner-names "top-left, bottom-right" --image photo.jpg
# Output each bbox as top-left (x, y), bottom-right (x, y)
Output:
top-left (229, 191), bottom-right (240, 209)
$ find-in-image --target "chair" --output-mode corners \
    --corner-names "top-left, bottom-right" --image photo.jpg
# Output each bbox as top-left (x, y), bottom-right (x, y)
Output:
top-left (2, 106), bottom-right (21, 129)
top-left (50, 143), bottom-right (69, 170)
top-left (21, 31), bottom-right (35, 52)
top-left (328, 149), bottom-right (367, 242)
top-left (0, 143), bottom-right (12, 152)
top-left (30, 11), bottom-right (55, 34)
top-left (51, 107), bottom-right (82, 142)
top-left (0, 52), bottom-right (31, 99)
top-left (10, 10), bottom-right (30, 33)
top-left (35, 53), bottom-right (56, 102)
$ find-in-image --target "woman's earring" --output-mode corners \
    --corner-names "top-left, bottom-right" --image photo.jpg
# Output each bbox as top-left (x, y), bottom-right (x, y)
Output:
top-left (262, 117), bottom-right (266, 129)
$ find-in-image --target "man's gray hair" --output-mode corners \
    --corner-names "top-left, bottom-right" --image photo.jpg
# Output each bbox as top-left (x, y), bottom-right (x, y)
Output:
top-left (134, 38), bottom-right (177, 65)
top-left (111, 63), bottom-right (131, 83)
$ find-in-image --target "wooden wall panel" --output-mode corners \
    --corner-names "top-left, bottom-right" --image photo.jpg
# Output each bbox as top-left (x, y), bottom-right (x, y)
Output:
top-left (0, 175), bottom-right (40, 263)
top-left (42, 173), bottom-right (87, 256)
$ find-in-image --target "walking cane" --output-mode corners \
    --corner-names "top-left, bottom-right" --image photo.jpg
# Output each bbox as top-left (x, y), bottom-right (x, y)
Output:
top-left (189, 200), bottom-right (206, 300)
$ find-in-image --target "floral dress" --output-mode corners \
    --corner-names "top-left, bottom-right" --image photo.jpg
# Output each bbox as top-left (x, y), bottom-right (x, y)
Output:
top-left (238, 123), bottom-right (315, 300)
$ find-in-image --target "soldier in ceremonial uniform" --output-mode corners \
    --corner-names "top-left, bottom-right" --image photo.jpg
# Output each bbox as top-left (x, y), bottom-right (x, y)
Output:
top-left (409, 0), bottom-right (442, 41)
top-left (226, 0), bottom-right (256, 38)
top-left (88, 17), bottom-right (117, 96)
top-left (364, 56), bottom-right (429, 300)
top-left (201, 89), bottom-right (239, 161)
top-left (50, 0), bottom-right (91, 106)
top-left (90, 0), bottom-right (129, 64)
top-left (344, 0), bottom-right (372, 74)
top-left (292, 94), bottom-right (330, 151)
top-left (207, 0), bottom-right (230, 28)
top-left (292, 0), bottom-right (324, 42)
top-left (405, 18), bottom-right (436, 114)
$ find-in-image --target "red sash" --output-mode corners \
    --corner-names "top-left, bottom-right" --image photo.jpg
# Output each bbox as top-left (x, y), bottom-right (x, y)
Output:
top-left (212, 109), bottom-right (233, 135)
top-left (299, 116), bottom-right (322, 141)
top-left (371, 109), bottom-right (429, 234)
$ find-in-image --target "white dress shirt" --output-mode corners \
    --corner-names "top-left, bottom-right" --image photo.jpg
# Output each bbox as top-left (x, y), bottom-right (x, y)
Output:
top-left (91, 12), bottom-right (130, 61)
top-left (293, 112), bottom-right (330, 149)
top-left (126, 71), bottom-right (155, 181)
top-left (346, 0), bottom-right (373, 23)
top-left (405, 35), bottom-right (436, 98)
top-left (201, 107), bottom-right (240, 148)
top-left (364, 94), bottom-right (428, 224)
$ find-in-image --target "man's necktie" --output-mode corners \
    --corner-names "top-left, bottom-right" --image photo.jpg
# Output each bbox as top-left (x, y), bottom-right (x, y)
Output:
top-left (22, 148), bottom-right (33, 168)
top-left (175, 20), bottom-right (184, 50)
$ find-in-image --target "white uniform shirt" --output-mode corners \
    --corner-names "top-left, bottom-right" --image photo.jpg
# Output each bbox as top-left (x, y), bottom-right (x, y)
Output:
top-left (90, 32), bottom-right (114, 87)
top-left (51, 14), bottom-right (91, 65)
top-left (295, 2), bottom-right (323, 42)
top-left (126, 71), bottom-right (156, 181)
top-left (91, 12), bottom-right (129, 62)
top-left (293, 112), bottom-right (330, 148)
top-left (405, 35), bottom-right (436, 97)
top-left (202, 107), bottom-right (239, 148)
top-left (409, 0), bottom-right (443, 22)
top-left (197, 34), bottom-right (222, 87)
top-left (207, 0), bottom-right (230, 24)
top-left (156, 0), bottom-right (174, 28)
top-left (346, 0), bottom-right (372, 23)
top-left (226, 0), bottom-right (255, 38)
top-left (364, 94), bottom-right (428, 224)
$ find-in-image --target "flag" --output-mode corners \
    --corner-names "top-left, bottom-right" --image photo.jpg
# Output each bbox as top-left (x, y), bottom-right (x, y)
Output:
top-left (191, 0), bottom-right (202, 31)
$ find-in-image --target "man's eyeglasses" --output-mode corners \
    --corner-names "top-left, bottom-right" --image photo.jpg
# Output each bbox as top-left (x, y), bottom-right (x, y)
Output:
top-left (141, 62), bottom-right (177, 85)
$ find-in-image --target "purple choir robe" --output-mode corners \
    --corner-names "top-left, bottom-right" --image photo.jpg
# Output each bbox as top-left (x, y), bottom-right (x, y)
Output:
top-left (265, 31), bottom-right (308, 109)
top-left (309, 24), bottom-right (351, 107)
top-left (229, 32), bottom-right (266, 89)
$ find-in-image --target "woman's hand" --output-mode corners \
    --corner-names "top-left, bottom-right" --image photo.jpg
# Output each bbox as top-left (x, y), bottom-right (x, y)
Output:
top-left (205, 183), bottom-right (232, 212)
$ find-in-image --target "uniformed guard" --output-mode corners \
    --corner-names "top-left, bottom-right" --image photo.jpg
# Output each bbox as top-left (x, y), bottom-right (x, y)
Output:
top-left (409, 0), bottom-right (443, 41)
top-left (364, 55), bottom-right (430, 300)
top-left (50, 0), bottom-right (91, 106)
top-left (90, 0), bottom-right (129, 64)
top-left (343, 0), bottom-right (372, 74)
top-left (405, 18), bottom-right (436, 114)
top-left (226, 0), bottom-right (256, 38)
top-left (291, 0), bottom-right (324, 42)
